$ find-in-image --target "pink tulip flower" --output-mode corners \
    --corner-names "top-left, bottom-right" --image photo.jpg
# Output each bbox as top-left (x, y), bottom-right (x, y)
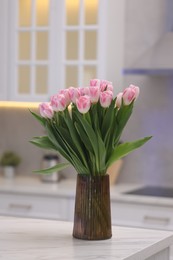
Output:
top-left (50, 94), bottom-right (58, 111)
top-left (50, 94), bottom-right (67, 111)
top-left (100, 80), bottom-right (112, 92)
top-left (59, 89), bottom-right (71, 105)
top-left (122, 87), bottom-right (136, 105)
top-left (115, 92), bottom-right (123, 108)
top-left (129, 84), bottom-right (140, 99)
top-left (89, 86), bottom-right (100, 103)
top-left (68, 87), bottom-right (80, 103)
top-left (100, 91), bottom-right (113, 108)
top-left (107, 84), bottom-right (113, 92)
top-left (39, 102), bottom-right (54, 119)
top-left (76, 95), bottom-right (91, 114)
top-left (90, 79), bottom-right (100, 87)
top-left (79, 87), bottom-right (90, 96)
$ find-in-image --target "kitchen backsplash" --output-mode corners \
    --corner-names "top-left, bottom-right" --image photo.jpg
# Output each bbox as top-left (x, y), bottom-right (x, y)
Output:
top-left (118, 76), bottom-right (173, 185)
top-left (118, 0), bottom-right (173, 185)
top-left (0, 107), bottom-right (76, 178)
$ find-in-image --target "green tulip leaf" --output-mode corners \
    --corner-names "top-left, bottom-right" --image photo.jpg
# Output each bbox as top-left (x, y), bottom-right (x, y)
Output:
top-left (30, 136), bottom-right (57, 150)
top-left (107, 136), bottom-right (152, 168)
top-left (33, 162), bottom-right (70, 174)
top-left (29, 110), bottom-right (46, 126)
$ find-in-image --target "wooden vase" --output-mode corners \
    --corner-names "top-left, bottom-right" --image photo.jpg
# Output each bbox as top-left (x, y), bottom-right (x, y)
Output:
top-left (73, 174), bottom-right (112, 240)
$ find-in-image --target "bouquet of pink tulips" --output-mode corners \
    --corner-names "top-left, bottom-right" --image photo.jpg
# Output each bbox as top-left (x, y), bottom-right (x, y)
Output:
top-left (30, 79), bottom-right (151, 176)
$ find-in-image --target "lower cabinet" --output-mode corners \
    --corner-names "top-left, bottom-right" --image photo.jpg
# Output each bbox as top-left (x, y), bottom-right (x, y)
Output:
top-left (1, 193), bottom-right (173, 231)
top-left (0, 193), bottom-right (70, 220)
top-left (111, 201), bottom-right (173, 231)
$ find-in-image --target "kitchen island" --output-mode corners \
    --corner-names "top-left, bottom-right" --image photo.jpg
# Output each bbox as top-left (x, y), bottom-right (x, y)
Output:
top-left (0, 216), bottom-right (173, 260)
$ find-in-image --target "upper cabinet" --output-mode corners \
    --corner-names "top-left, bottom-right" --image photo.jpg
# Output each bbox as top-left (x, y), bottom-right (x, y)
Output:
top-left (0, 1), bottom-right (8, 101)
top-left (12, 0), bottom-right (51, 101)
top-left (64, 0), bottom-right (100, 88)
top-left (0, 0), bottom-right (125, 102)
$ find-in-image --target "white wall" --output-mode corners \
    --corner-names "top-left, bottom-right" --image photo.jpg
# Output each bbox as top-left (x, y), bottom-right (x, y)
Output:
top-left (118, 0), bottom-right (173, 185)
top-left (105, 0), bottom-right (125, 92)
top-left (0, 106), bottom-right (79, 178)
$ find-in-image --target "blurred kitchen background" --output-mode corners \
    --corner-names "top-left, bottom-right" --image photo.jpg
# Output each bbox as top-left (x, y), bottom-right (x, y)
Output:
top-left (1, 0), bottom-right (173, 230)
top-left (0, 0), bottom-right (173, 254)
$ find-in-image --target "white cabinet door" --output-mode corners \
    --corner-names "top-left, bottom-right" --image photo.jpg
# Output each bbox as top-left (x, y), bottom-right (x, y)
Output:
top-left (0, 0), bottom-right (126, 102)
top-left (1, 0), bottom-right (126, 101)
top-left (0, 193), bottom-right (69, 220)
top-left (111, 201), bottom-right (173, 231)
top-left (8, 0), bottom-right (63, 102)
top-left (0, 0), bottom-right (8, 101)
top-left (5, 0), bottom-right (109, 102)
top-left (62, 0), bottom-right (106, 88)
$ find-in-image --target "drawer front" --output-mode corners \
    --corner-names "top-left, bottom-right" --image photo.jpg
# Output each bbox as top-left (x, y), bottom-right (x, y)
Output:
top-left (142, 205), bottom-right (173, 230)
top-left (111, 201), bottom-right (147, 227)
top-left (0, 193), bottom-right (68, 220)
top-left (111, 201), bottom-right (173, 230)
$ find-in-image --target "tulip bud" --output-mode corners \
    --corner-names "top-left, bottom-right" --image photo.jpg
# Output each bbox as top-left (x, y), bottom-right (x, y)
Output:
top-left (89, 86), bottom-right (100, 103)
top-left (100, 80), bottom-right (112, 92)
top-left (79, 87), bottom-right (90, 96)
top-left (100, 91), bottom-right (113, 108)
top-left (39, 102), bottom-right (54, 119)
top-left (90, 79), bottom-right (100, 87)
top-left (59, 89), bottom-right (71, 105)
top-left (68, 87), bottom-right (80, 103)
top-left (115, 92), bottom-right (123, 108)
top-left (68, 103), bottom-right (73, 118)
top-left (122, 87), bottom-right (136, 105)
top-left (129, 84), bottom-right (140, 100)
top-left (50, 94), bottom-right (67, 111)
top-left (76, 95), bottom-right (91, 114)
top-left (107, 84), bottom-right (113, 92)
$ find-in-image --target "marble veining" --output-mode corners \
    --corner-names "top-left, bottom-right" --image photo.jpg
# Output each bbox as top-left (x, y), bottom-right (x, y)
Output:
top-left (0, 217), bottom-right (173, 260)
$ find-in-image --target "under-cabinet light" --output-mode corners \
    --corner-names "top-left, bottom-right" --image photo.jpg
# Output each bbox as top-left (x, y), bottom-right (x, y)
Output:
top-left (0, 101), bottom-right (40, 109)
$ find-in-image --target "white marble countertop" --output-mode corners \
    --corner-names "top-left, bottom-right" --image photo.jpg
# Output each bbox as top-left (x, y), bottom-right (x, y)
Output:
top-left (1, 175), bottom-right (173, 207)
top-left (0, 216), bottom-right (173, 260)
top-left (0, 175), bottom-right (76, 197)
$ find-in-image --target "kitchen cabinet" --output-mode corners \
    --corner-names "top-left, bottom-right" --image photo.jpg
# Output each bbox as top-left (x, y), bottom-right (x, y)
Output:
top-left (0, 0), bottom-right (108, 102)
top-left (0, 1), bottom-right (8, 101)
top-left (0, 193), bottom-right (69, 220)
top-left (0, 0), bottom-right (125, 102)
top-left (111, 201), bottom-right (173, 230)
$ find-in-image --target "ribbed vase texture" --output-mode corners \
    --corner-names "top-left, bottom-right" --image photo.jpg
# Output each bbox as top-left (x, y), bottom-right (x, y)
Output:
top-left (73, 174), bottom-right (112, 240)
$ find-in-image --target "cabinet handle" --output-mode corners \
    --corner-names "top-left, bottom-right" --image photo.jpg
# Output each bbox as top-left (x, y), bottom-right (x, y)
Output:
top-left (143, 215), bottom-right (170, 226)
top-left (8, 203), bottom-right (32, 211)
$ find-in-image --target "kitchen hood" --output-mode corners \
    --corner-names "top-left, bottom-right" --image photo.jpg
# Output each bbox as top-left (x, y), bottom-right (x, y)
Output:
top-left (123, 0), bottom-right (173, 75)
